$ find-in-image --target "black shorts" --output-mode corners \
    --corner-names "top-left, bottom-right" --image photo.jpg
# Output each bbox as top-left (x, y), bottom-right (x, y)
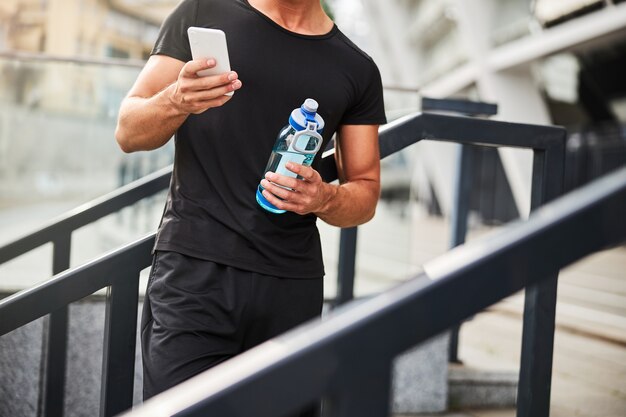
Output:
top-left (140, 250), bottom-right (323, 415)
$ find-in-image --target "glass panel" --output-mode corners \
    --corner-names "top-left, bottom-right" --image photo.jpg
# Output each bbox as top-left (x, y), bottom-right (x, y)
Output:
top-left (0, 55), bottom-right (173, 215)
top-left (0, 55), bottom-right (174, 290)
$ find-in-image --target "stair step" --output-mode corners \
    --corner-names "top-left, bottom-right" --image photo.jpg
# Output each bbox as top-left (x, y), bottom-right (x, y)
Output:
top-left (448, 364), bottom-right (517, 409)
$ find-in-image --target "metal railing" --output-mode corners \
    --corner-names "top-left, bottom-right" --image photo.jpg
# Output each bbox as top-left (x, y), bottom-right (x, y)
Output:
top-left (124, 165), bottom-right (626, 417)
top-left (0, 166), bottom-right (171, 417)
top-left (321, 111), bottom-right (567, 416)
top-left (1, 111), bottom-right (571, 416)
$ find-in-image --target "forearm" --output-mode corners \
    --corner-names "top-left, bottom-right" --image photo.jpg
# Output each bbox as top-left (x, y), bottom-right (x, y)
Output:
top-left (315, 179), bottom-right (380, 228)
top-left (115, 84), bottom-right (188, 153)
top-left (115, 56), bottom-right (242, 153)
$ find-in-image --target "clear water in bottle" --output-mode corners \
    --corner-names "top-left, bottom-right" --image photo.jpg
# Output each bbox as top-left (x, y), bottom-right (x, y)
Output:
top-left (256, 98), bottom-right (325, 214)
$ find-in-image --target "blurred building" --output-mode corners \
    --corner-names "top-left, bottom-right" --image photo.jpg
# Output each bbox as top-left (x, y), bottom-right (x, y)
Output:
top-left (0, 0), bottom-right (173, 59)
top-left (0, 0), bottom-right (180, 115)
top-left (1, 0), bottom-right (624, 243)
top-left (1, 0), bottom-right (624, 232)
top-left (351, 0), bottom-right (626, 222)
top-left (0, 0), bottom-right (177, 204)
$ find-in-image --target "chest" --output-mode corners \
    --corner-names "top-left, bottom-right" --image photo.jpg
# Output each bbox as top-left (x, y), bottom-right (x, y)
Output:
top-left (220, 27), bottom-right (355, 137)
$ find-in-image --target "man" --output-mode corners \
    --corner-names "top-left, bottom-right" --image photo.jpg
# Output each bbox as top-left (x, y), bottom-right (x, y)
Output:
top-left (115, 0), bottom-right (386, 413)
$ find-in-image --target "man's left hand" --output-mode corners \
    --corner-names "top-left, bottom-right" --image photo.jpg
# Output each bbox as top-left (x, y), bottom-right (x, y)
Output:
top-left (260, 162), bottom-right (334, 215)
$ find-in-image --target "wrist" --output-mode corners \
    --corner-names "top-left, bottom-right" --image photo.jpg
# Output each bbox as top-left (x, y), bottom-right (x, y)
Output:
top-left (162, 83), bottom-right (191, 117)
top-left (315, 182), bottom-right (338, 216)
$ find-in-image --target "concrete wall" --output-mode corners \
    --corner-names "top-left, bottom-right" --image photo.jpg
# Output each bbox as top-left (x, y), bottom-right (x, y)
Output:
top-left (0, 299), bottom-right (143, 417)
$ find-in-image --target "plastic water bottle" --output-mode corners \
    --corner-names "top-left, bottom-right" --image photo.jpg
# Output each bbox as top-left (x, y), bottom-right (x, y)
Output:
top-left (256, 98), bottom-right (325, 214)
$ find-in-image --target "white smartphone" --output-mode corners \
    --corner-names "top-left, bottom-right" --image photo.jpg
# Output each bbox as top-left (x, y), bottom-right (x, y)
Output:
top-left (187, 27), bottom-right (231, 78)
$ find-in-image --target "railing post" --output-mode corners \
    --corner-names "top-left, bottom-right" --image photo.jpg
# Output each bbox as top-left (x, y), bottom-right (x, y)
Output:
top-left (324, 364), bottom-right (392, 417)
top-left (448, 143), bottom-right (474, 363)
top-left (100, 272), bottom-right (140, 417)
top-left (335, 227), bottom-right (358, 306)
top-left (420, 98), bottom-right (496, 364)
top-left (38, 233), bottom-right (71, 417)
top-left (517, 144), bottom-right (565, 417)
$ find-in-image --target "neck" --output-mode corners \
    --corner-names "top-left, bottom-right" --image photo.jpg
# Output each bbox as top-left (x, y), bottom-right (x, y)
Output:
top-left (247, 0), bottom-right (333, 35)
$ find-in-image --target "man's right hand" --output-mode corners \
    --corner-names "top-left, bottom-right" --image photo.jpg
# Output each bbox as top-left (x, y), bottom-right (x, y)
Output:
top-left (168, 59), bottom-right (242, 115)
top-left (115, 55), bottom-right (242, 153)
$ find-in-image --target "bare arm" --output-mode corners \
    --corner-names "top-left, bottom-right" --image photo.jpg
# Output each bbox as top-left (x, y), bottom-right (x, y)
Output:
top-left (260, 124), bottom-right (381, 227)
top-left (115, 54), bottom-right (242, 153)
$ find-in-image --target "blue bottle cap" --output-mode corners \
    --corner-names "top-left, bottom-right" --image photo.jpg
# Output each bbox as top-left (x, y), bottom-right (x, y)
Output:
top-left (289, 98), bottom-right (325, 132)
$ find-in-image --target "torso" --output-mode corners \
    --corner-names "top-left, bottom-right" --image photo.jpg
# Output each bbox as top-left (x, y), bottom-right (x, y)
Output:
top-left (152, 0), bottom-right (386, 278)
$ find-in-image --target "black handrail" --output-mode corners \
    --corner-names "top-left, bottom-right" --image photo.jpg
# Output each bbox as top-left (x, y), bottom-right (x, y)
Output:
top-left (0, 235), bottom-right (153, 333)
top-left (0, 111), bottom-right (568, 417)
top-left (0, 165), bottom-right (171, 417)
top-left (120, 166), bottom-right (626, 417)
top-left (1, 235), bottom-right (154, 416)
top-left (324, 112), bottom-right (566, 417)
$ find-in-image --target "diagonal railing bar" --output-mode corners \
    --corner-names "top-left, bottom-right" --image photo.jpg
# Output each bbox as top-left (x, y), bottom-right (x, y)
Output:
top-left (0, 166), bottom-right (168, 417)
top-left (0, 234), bottom-right (154, 417)
top-left (0, 234), bottom-right (154, 336)
top-left (121, 166), bottom-right (626, 417)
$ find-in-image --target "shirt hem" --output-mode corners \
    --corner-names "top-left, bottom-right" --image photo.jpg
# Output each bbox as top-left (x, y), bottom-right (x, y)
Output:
top-left (154, 241), bottom-right (325, 280)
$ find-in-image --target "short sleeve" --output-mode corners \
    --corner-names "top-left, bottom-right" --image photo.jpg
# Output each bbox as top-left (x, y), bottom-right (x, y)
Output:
top-left (150, 0), bottom-right (199, 62)
top-left (341, 60), bottom-right (387, 126)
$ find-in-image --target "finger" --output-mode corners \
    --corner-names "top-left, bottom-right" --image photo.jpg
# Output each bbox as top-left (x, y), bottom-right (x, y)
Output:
top-left (261, 188), bottom-right (287, 207)
top-left (260, 179), bottom-right (298, 201)
top-left (286, 162), bottom-right (316, 181)
top-left (182, 72), bottom-right (239, 96)
top-left (196, 71), bottom-right (239, 90)
top-left (261, 189), bottom-right (298, 213)
top-left (182, 59), bottom-right (217, 77)
top-left (179, 88), bottom-right (231, 106)
top-left (265, 171), bottom-right (301, 190)
top-left (194, 78), bottom-right (242, 97)
top-left (180, 78), bottom-right (241, 105)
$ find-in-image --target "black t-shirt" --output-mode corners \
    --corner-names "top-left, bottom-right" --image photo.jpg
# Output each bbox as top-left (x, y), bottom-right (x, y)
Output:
top-left (152, 0), bottom-right (387, 278)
